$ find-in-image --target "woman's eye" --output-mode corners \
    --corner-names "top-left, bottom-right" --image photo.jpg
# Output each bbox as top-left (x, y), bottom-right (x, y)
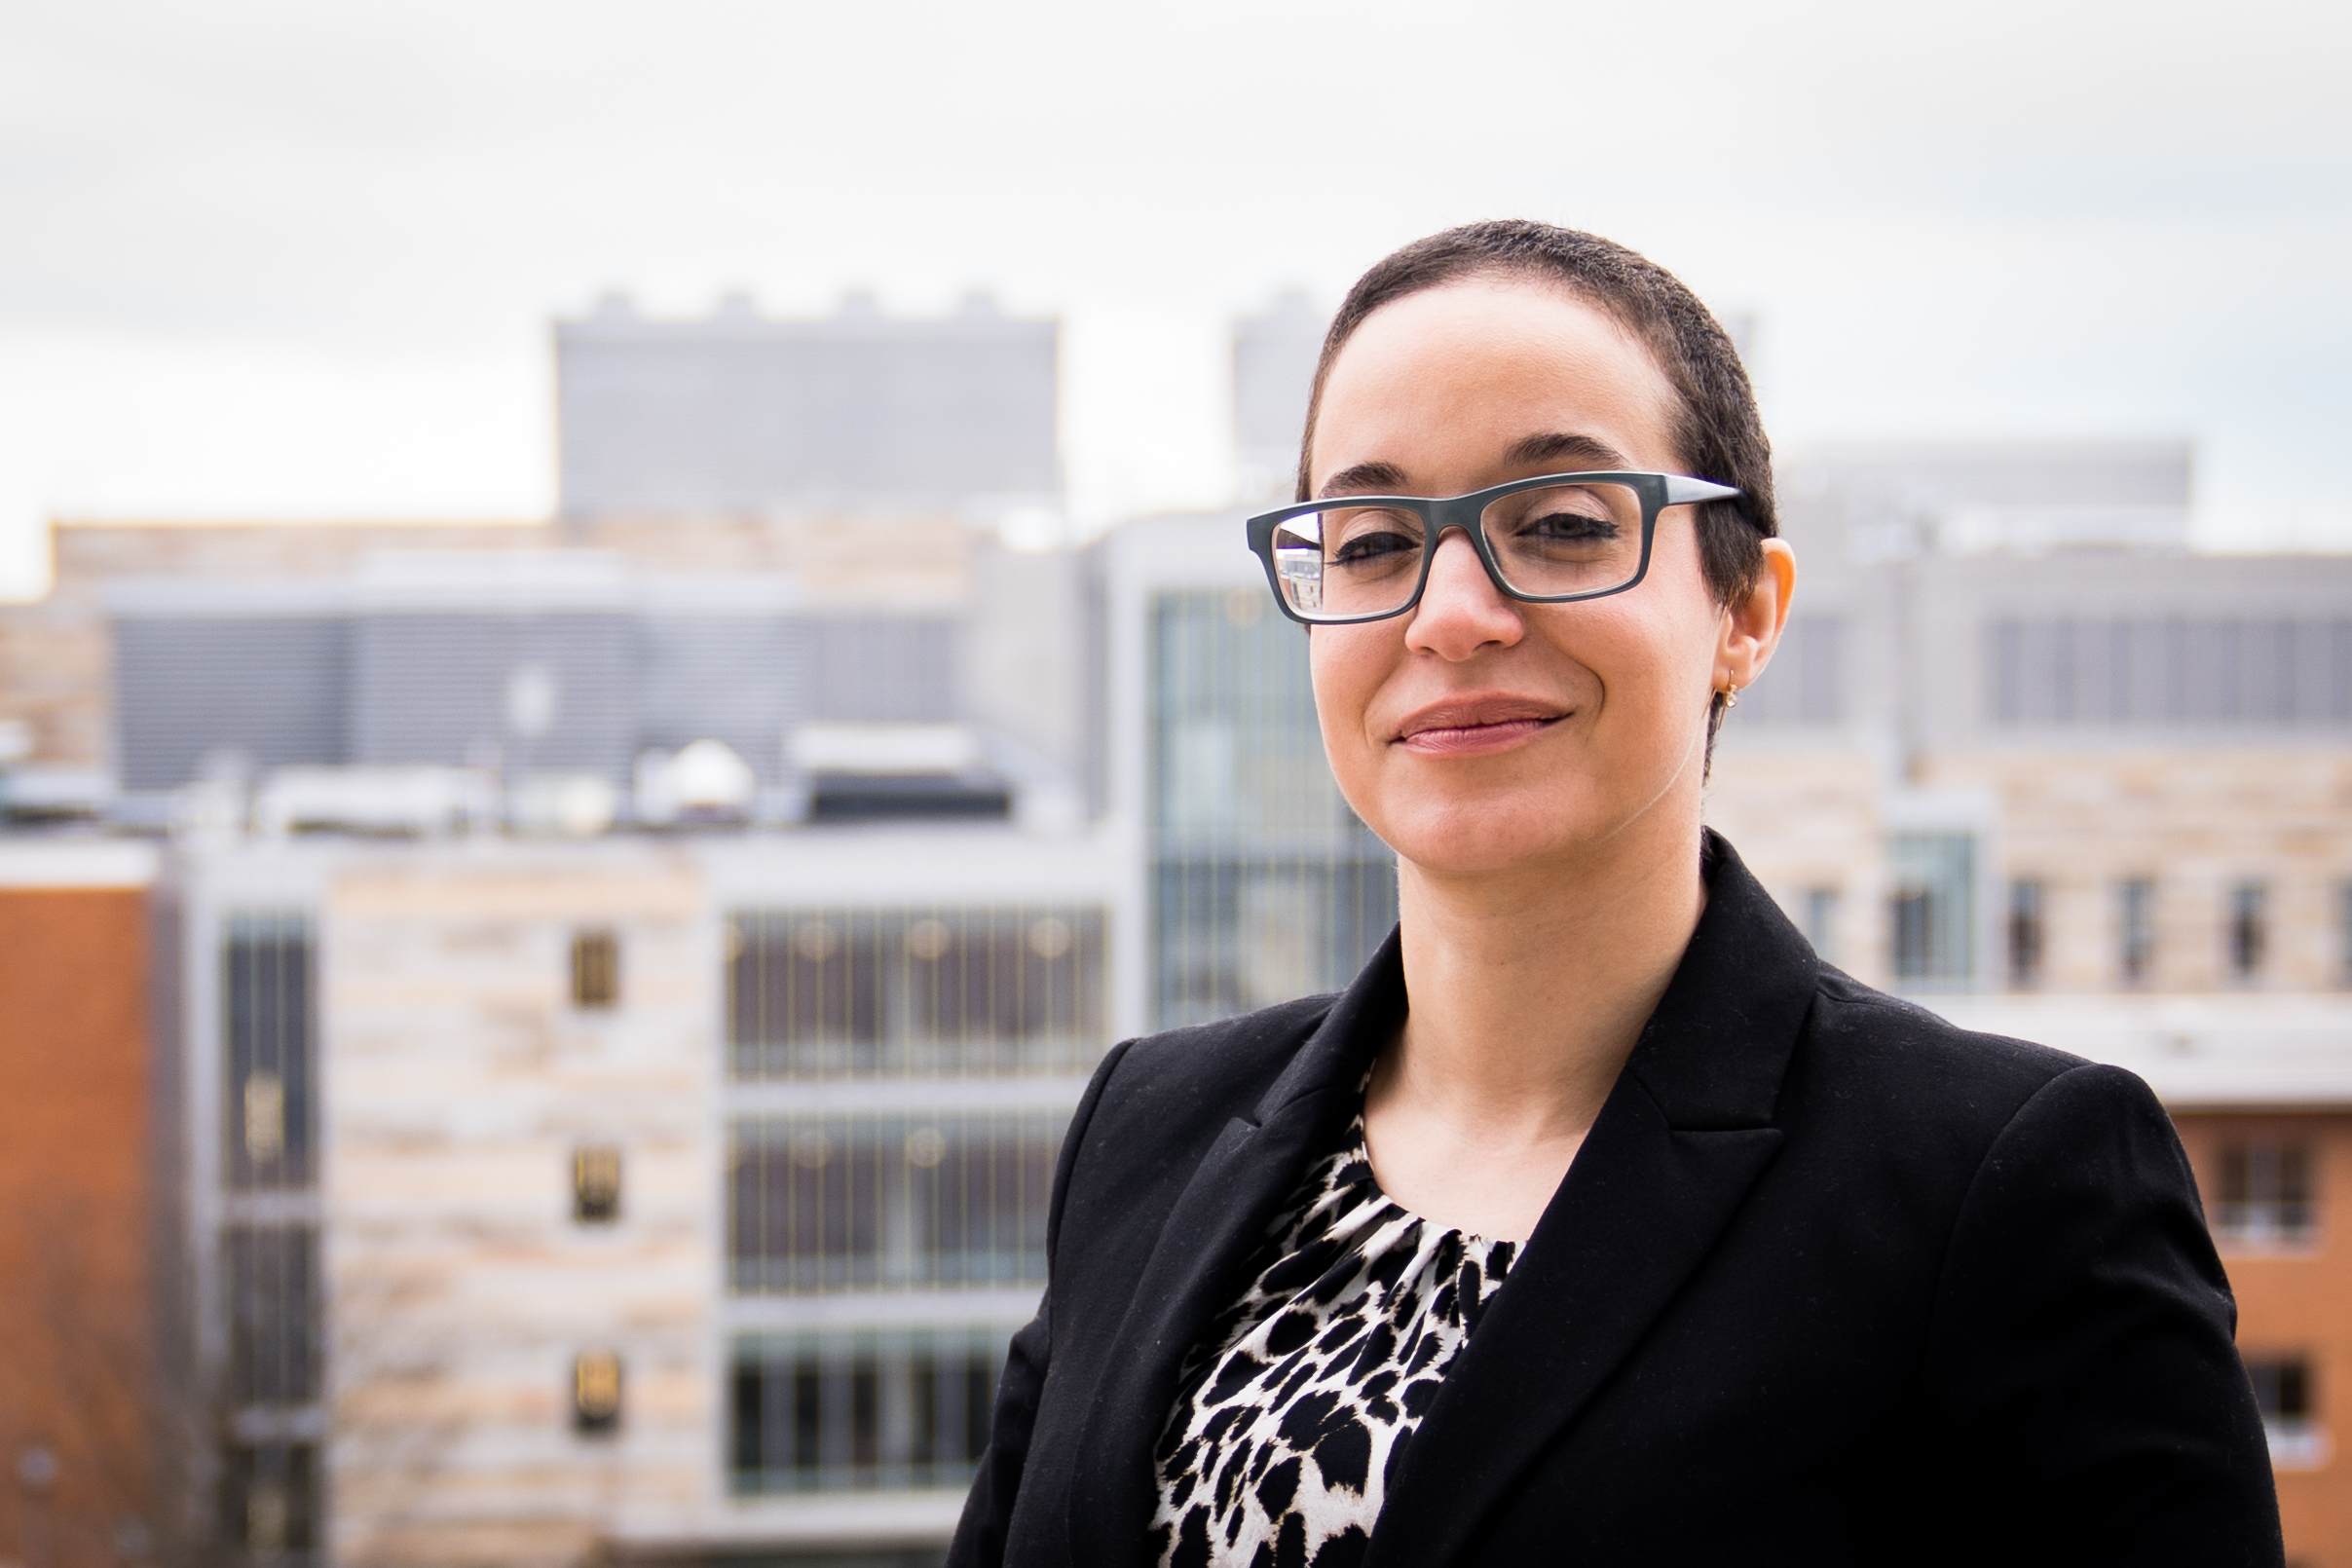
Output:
top-left (1519, 509), bottom-right (1617, 542)
top-left (1332, 527), bottom-right (1419, 563)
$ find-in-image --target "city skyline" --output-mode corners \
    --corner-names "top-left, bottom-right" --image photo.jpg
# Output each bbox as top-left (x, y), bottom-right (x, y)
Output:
top-left (1, 0), bottom-right (2348, 599)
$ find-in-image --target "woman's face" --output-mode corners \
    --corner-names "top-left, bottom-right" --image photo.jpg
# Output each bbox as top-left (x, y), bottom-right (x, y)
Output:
top-left (1306, 276), bottom-right (1781, 878)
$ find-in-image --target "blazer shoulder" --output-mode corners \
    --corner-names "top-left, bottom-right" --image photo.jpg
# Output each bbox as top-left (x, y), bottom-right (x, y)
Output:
top-left (1049, 992), bottom-right (1343, 1282)
top-left (1801, 963), bottom-right (2095, 1127)
top-left (1102, 990), bottom-right (1341, 1115)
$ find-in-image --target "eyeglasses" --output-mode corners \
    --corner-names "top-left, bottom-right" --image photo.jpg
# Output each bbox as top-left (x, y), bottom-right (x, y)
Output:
top-left (1245, 470), bottom-right (1741, 626)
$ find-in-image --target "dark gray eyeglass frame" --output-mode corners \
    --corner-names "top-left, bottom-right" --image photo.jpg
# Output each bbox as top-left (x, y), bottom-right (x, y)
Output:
top-left (1245, 470), bottom-right (1741, 627)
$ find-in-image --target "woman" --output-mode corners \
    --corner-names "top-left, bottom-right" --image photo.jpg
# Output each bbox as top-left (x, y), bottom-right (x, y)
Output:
top-left (951, 221), bottom-right (2280, 1567)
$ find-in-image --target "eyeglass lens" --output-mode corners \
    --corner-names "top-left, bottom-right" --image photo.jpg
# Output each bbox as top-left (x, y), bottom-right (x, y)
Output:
top-left (1269, 481), bottom-right (1647, 619)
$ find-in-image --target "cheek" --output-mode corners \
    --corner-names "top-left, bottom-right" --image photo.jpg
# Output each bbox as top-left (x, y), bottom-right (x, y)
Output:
top-left (1307, 626), bottom-right (1381, 736)
top-left (1586, 553), bottom-right (1722, 709)
top-left (1306, 625), bottom-right (1397, 786)
top-left (1611, 606), bottom-right (1715, 700)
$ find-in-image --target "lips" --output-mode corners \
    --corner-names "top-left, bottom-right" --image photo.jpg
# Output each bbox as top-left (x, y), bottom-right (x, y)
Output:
top-left (1391, 696), bottom-right (1568, 757)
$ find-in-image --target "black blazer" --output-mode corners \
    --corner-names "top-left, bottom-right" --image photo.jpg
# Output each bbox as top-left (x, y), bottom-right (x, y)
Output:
top-left (951, 835), bottom-right (2281, 1567)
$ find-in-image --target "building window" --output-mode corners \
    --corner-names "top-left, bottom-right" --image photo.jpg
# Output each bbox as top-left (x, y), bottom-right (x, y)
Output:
top-left (224, 1225), bottom-right (318, 1408)
top-left (2227, 882), bottom-right (2268, 984)
top-left (220, 1442), bottom-right (317, 1561)
top-left (1889, 833), bottom-right (1975, 988)
top-left (2118, 878), bottom-right (2157, 988)
top-left (2006, 878), bottom-right (2045, 989)
top-left (574, 1145), bottom-right (622, 1224)
top-left (2245, 1357), bottom-right (2324, 1469)
top-left (728, 907), bottom-right (1109, 1079)
top-left (1147, 589), bottom-right (1397, 1029)
top-left (1800, 887), bottom-right (1839, 964)
top-left (2216, 1142), bottom-right (2315, 1247)
top-left (225, 914), bottom-right (315, 1190)
top-left (731, 1328), bottom-right (1004, 1494)
top-left (571, 929), bottom-right (619, 1009)
top-left (1153, 859), bottom-right (1400, 1027)
top-left (2338, 881), bottom-right (2352, 987)
top-left (728, 1111), bottom-right (1064, 1293)
top-left (1988, 616), bottom-right (2352, 728)
top-left (574, 1351), bottom-right (623, 1433)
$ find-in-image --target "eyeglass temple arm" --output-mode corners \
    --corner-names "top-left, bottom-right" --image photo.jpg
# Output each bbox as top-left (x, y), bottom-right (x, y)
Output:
top-left (1663, 476), bottom-right (1742, 507)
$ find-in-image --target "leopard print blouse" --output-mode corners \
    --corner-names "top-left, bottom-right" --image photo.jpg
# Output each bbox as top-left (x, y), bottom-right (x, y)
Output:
top-left (1147, 1111), bottom-right (1520, 1568)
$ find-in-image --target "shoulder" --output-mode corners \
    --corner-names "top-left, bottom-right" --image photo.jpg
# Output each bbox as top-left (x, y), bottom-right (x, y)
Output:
top-left (1085, 991), bottom-right (1341, 1146)
top-left (1798, 963), bottom-right (2095, 1117)
top-left (1772, 965), bottom-right (2172, 1194)
top-left (1047, 992), bottom-right (1344, 1295)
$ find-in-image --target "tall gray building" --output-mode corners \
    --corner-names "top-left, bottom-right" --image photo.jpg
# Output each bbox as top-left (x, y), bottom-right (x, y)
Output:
top-left (555, 292), bottom-right (1061, 523)
top-left (1230, 291), bottom-right (1324, 505)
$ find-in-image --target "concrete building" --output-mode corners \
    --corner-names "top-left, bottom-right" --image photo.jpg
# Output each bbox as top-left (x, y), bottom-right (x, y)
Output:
top-left (554, 292), bottom-right (1059, 527)
top-left (1230, 291), bottom-right (1324, 507)
top-left (162, 825), bottom-right (1117, 1567)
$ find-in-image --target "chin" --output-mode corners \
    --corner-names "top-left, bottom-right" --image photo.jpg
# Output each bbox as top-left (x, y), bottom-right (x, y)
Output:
top-left (1369, 788), bottom-right (1612, 879)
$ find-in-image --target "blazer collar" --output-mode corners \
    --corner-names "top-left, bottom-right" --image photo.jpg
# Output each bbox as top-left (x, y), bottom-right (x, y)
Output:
top-left (1066, 928), bottom-right (1408, 1567)
top-left (1623, 827), bottom-right (1821, 1130)
top-left (1366, 831), bottom-right (1819, 1567)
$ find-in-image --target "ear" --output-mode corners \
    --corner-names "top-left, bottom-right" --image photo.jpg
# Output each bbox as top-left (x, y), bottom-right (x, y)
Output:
top-left (1715, 539), bottom-right (1797, 694)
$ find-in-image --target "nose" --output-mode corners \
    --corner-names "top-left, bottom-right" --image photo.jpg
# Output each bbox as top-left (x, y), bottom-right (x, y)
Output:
top-left (1403, 527), bottom-right (1522, 660)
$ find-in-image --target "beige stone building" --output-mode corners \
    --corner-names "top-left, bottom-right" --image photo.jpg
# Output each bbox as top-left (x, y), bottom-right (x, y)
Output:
top-left (167, 826), bottom-right (1120, 1567)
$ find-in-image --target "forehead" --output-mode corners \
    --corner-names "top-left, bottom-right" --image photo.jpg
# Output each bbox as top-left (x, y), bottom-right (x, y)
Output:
top-left (1309, 277), bottom-right (1683, 488)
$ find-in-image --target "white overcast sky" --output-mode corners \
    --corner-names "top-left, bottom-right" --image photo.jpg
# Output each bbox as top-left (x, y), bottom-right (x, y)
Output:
top-left (1, 0), bottom-right (2347, 595)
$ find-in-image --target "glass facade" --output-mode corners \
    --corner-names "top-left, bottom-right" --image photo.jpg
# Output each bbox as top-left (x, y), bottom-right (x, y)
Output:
top-left (224, 1223), bottom-right (318, 1406)
top-left (218, 913), bottom-right (324, 1564)
top-left (725, 902), bottom-right (1109, 1496)
top-left (728, 906), bottom-right (1108, 1079)
top-left (728, 1110), bottom-right (1064, 1292)
top-left (1889, 833), bottom-right (1976, 988)
top-left (1147, 588), bottom-right (1396, 1028)
top-left (225, 913), bottom-right (315, 1190)
top-left (221, 1442), bottom-right (318, 1564)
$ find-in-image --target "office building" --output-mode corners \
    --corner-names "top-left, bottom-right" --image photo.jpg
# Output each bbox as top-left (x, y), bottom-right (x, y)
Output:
top-left (1230, 291), bottom-right (1324, 506)
top-left (555, 291), bottom-right (1059, 527)
top-left (163, 824), bottom-right (1113, 1567)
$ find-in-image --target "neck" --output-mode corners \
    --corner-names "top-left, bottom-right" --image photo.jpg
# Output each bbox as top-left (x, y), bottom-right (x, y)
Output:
top-left (1385, 806), bottom-right (1708, 1150)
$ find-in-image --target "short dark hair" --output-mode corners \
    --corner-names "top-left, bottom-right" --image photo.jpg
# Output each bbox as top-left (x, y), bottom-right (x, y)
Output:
top-left (1297, 220), bottom-right (1776, 615)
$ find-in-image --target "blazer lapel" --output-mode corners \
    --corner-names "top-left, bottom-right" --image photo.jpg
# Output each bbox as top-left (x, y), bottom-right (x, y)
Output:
top-left (1367, 834), bottom-right (1819, 1568)
top-left (1065, 933), bottom-right (1409, 1568)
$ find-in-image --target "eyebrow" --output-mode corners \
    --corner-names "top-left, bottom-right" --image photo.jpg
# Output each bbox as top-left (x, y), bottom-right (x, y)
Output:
top-left (1315, 460), bottom-right (1412, 499)
top-left (1315, 433), bottom-right (1635, 500)
top-left (1503, 431), bottom-right (1633, 470)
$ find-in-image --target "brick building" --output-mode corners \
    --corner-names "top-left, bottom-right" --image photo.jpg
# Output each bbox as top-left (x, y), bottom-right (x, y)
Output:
top-left (0, 839), bottom-right (165, 1567)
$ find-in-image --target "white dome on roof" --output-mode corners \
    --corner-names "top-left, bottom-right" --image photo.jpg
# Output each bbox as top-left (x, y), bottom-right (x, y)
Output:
top-left (668, 739), bottom-right (755, 811)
